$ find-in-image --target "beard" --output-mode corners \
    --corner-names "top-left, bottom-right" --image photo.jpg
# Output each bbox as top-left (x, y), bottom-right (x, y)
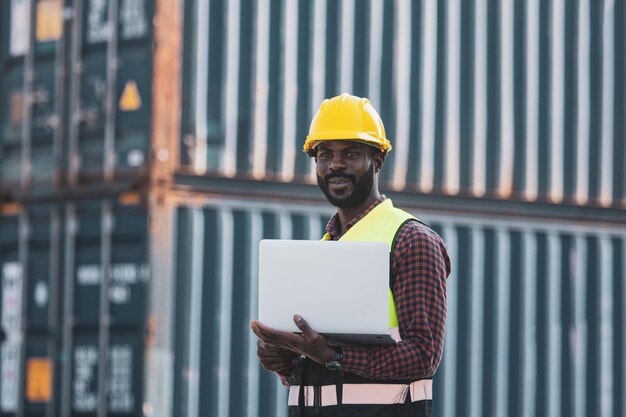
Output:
top-left (317, 163), bottom-right (375, 208)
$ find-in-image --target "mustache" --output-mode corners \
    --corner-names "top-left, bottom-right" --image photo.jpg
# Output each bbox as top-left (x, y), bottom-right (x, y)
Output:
top-left (323, 172), bottom-right (356, 183)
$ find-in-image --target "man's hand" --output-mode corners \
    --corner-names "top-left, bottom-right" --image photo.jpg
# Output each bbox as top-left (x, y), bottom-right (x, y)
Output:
top-left (256, 340), bottom-right (299, 374)
top-left (250, 315), bottom-right (336, 365)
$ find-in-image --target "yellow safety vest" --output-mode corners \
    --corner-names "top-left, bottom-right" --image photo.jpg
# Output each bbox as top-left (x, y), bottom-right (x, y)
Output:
top-left (322, 199), bottom-right (417, 334)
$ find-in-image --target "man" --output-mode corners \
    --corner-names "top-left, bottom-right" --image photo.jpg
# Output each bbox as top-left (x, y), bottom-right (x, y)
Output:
top-left (251, 93), bottom-right (451, 417)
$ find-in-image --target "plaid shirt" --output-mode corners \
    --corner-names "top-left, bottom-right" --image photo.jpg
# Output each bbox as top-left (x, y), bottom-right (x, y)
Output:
top-left (325, 196), bottom-right (451, 380)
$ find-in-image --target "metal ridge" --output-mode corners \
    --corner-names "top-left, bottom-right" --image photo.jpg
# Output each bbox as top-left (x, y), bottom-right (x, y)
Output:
top-left (172, 173), bottom-right (626, 226)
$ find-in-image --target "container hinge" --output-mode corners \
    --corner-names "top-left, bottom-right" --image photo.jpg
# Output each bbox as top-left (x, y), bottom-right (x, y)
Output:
top-left (100, 314), bottom-right (112, 327)
top-left (19, 219), bottom-right (31, 240)
top-left (67, 215), bottom-right (78, 235)
top-left (102, 211), bottom-right (114, 233)
top-left (76, 107), bottom-right (99, 126)
top-left (30, 87), bottom-right (51, 106)
top-left (37, 114), bottom-right (60, 130)
top-left (68, 152), bottom-right (81, 173)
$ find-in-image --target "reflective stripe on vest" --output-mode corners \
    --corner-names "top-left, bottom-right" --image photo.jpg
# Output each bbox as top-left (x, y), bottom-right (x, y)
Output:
top-left (288, 380), bottom-right (433, 407)
top-left (322, 199), bottom-right (417, 333)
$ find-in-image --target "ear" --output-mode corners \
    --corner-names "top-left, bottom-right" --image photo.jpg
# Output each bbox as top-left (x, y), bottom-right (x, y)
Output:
top-left (373, 152), bottom-right (384, 173)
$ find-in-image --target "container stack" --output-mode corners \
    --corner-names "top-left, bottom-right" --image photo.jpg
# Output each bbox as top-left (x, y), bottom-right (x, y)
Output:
top-left (1, 1), bottom-right (625, 417)
top-left (1, 1), bottom-right (158, 416)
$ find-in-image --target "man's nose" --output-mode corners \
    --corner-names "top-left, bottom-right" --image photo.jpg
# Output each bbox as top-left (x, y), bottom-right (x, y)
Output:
top-left (329, 154), bottom-right (346, 171)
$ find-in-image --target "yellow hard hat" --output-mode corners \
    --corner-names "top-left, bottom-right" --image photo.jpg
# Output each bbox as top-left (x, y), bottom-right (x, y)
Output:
top-left (303, 93), bottom-right (392, 156)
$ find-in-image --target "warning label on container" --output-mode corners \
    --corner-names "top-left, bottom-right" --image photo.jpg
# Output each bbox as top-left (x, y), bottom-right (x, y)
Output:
top-left (72, 344), bottom-right (135, 413)
top-left (1, 340), bottom-right (21, 412)
top-left (36, 0), bottom-right (62, 42)
top-left (119, 80), bottom-right (142, 112)
top-left (26, 357), bottom-right (52, 403)
top-left (10, 0), bottom-right (30, 56)
top-left (2, 262), bottom-right (23, 333)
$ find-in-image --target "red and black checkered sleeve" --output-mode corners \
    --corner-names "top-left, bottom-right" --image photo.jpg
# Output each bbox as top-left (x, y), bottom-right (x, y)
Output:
top-left (341, 221), bottom-right (451, 380)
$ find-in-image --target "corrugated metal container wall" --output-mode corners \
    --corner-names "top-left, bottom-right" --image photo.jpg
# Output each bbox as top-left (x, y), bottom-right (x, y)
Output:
top-left (1, 193), bottom-right (624, 417)
top-left (0, 0), bottom-right (153, 195)
top-left (0, 199), bottom-right (149, 417)
top-left (1, 1), bottom-right (625, 417)
top-left (181, 0), bottom-right (626, 207)
top-left (166, 199), bottom-right (333, 417)
top-left (167, 196), bottom-right (625, 417)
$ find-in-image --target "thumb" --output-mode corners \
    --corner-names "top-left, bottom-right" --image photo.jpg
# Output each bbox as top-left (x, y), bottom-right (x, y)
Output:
top-left (293, 315), bottom-right (312, 334)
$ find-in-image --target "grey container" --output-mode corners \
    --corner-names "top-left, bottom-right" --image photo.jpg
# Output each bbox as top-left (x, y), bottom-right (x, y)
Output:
top-left (180, 0), bottom-right (626, 207)
top-left (1, 187), bottom-right (624, 417)
top-left (1, 1), bottom-right (625, 417)
top-left (0, 197), bottom-right (149, 417)
top-left (0, 0), bottom-right (154, 195)
top-left (2, 0), bottom-right (625, 208)
top-left (0, 196), bottom-right (149, 417)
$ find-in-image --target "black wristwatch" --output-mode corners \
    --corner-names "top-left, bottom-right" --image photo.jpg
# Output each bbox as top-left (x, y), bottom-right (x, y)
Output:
top-left (324, 347), bottom-right (343, 371)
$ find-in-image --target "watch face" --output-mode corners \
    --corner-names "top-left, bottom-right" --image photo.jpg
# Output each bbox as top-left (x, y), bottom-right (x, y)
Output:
top-left (325, 360), bottom-right (343, 371)
top-left (324, 348), bottom-right (343, 371)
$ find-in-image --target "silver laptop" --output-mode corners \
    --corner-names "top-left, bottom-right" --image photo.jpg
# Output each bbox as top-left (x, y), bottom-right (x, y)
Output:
top-left (258, 239), bottom-right (396, 346)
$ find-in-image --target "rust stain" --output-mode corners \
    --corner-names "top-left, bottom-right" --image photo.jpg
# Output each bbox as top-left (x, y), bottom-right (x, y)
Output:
top-left (0, 203), bottom-right (22, 216)
top-left (151, 0), bottom-right (182, 185)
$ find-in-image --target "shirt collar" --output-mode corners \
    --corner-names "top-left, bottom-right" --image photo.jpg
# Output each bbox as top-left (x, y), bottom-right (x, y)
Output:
top-left (325, 195), bottom-right (387, 240)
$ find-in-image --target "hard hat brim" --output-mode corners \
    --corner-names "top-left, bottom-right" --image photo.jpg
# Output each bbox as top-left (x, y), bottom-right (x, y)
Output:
top-left (303, 132), bottom-right (392, 154)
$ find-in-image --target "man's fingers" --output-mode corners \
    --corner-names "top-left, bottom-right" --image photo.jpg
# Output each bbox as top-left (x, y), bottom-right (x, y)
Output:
top-left (252, 321), bottom-right (285, 339)
top-left (252, 318), bottom-right (322, 357)
top-left (258, 339), bottom-right (292, 354)
top-left (254, 318), bottom-right (334, 366)
top-left (253, 323), bottom-right (297, 351)
top-left (251, 322), bottom-right (279, 343)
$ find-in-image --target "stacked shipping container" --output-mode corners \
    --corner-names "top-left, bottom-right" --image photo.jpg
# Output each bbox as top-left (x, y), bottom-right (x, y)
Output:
top-left (0, 0), bottom-right (153, 195)
top-left (0, 1), bottom-right (625, 417)
top-left (0, 1), bottom-right (156, 416)
top-left (0, 199), bottom-right (149, 416)
top-left (180, 0), bottom-right (626, 206)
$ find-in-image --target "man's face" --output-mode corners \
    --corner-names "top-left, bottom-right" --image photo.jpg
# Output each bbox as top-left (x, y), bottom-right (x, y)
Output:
top-left (315, 141), bottom-right (379, 208)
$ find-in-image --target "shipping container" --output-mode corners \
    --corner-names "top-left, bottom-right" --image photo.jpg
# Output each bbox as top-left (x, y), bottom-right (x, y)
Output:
top-left (0, 197), bottom-right (149, 417)
top-left (0, 0), bottom-right (154, 195)
top-left (2, 0), bottom-right (625, 209)
top-left (2, 1), bottom-right (626, 417)
top-left (0, 189), bottom-right (624, 417)
top-left (181, 0), bottom-right (626, 207)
